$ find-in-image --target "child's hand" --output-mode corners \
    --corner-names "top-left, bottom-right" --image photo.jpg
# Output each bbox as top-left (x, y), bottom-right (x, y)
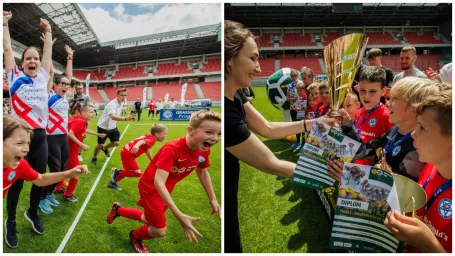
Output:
top-left (327, 159), bottom-right (344, 182)
top-left (177, 213), bottom-right (203, 243)
top-left (81, 144), bottom-right (89, 151)
top-left (65, 45), bottom-right (74, 56)
top-left (131, 145), bottom-right (140, 154)
top-left (67, 165), bottom-right (90, 179)
top-left (98, 133), bottom-right (107, 138)
top-left (209, 200), bottom-right (221, 220)
top-left (374, 153), bottom-right (393, 173)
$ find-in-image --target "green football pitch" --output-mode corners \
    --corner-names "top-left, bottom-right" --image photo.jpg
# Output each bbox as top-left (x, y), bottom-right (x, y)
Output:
top-left (236, 87), bottom-right (332, 253)
top-left (3, 107), bottom-right (221, 253)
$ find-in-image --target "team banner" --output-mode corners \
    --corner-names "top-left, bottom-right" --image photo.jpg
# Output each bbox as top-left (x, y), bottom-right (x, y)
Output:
top-left (181, 83), bottom-right (188, 107)
top-left (329, 163), bottom-right (400, 253)
top-left (85, 73), bottom-right (90, 98)
top-left (291, 120), bottom-right (361, 190)
top-left (160, 108), bottom-right (209, 121)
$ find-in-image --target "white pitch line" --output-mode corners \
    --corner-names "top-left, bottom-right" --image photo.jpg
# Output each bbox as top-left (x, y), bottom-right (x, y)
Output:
top-left (56, 124), bottom-right (130, 253)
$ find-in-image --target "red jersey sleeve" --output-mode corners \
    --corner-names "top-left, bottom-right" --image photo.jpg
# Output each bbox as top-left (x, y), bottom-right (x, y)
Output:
top-left (155, 145), bottom-right (177, 173)
top-left (144, 137), bottom-right (156, 148)
top-left (18, 159), bottom-right (39, 181)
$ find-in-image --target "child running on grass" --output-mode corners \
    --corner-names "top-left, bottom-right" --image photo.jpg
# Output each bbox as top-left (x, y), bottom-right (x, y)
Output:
top-left (106, 110), bottom-right (221, 253)
top-left (108, 124), bottom-right (168, 191)
top-left (63, 103), bottom-right (106, 202)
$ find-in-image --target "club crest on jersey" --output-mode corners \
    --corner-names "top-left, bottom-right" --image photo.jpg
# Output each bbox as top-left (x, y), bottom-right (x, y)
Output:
top-left (198, 156), bottom-right (206, 163)
top-left (438, 198), bottom-right (452, 219)
top-left (369, 118), bottom-right (377, 127)
top-left (8, 171), bottom-right (16, 181)
top-left (392, 145), bottom-right (401, 156)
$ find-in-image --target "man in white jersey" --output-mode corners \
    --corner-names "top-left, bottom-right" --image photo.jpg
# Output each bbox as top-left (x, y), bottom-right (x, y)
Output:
top-left (91, 88), bottom-right (135, 165)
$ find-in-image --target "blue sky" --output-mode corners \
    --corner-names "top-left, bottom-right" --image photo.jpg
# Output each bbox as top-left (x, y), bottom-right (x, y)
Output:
top-left (78, 3), bottom-right (220, 42)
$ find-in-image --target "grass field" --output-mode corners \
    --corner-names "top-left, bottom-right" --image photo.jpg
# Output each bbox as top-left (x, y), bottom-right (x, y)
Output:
top-left (3, 107), bottom-right (221, 253)
top-left (237, 87), bottom-right (333, 253)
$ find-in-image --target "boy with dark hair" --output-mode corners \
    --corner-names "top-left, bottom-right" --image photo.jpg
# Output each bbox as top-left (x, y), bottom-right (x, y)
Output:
top-left (353, 66), bottom-right (393, 166)
top-left (317, 80), bottom-right (330, 117)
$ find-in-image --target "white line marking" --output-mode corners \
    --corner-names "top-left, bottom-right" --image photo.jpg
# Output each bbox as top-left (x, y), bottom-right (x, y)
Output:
top-left (56, 124), bottom-right (130, 253)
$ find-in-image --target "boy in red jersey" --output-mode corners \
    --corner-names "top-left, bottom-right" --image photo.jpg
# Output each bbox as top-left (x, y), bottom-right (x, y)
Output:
top-left (108, 124), bottom-right (168, 190)
top-left (317, 81), bottom-right (331, 117)
top-left (384, 89), bottom-right (452, 253)
top-left (64, 104), bottom-right (105, 202)
top-left (353, 66), bottom-right (393, 166)
top-left (106, 110), bottom-right (221, 253)
top-left (147, 100), bottom-right (156, 120)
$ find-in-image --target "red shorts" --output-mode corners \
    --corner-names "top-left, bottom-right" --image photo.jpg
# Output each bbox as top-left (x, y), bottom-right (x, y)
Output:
top-left (137, 191), bottom-right (167, 229)
top-left (68, 151), bottom-right (80, 169)
top-left (121, 150), bottom-right (140, 171)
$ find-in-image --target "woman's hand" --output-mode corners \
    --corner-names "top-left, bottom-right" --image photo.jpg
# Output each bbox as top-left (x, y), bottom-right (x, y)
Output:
top-left (65, 45), bottom-right (74, 56)
top-left (3, 11), bottom-right (12, 23)
top-left (40, 18), bottom-right (51, 31)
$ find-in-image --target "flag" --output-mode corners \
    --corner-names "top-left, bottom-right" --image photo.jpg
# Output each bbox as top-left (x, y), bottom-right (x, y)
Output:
top-left (164, 93), bottom-right (169, 107)
top-left (180, 83), bottom-right (188, 107)
top-left (142, 87), bottom-right (147, 107)
top-left (85, 73), bottom-right (90, 98)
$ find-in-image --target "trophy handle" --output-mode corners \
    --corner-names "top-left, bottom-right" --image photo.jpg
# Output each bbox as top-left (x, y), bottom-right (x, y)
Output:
top-left (402, 196), bottom-right (417, 217)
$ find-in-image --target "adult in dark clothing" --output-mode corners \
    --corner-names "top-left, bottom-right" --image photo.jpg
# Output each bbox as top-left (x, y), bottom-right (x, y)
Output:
top-left (224, 20), bottom-right (335, 253)
top-left (134, 98), bottom-right (142, 121)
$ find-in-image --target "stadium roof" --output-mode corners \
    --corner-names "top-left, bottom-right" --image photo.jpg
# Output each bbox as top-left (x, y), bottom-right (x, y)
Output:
top-left (4, 3), bottom-right (221, 68)
top-left (225, 3), bottom-right (452, 28)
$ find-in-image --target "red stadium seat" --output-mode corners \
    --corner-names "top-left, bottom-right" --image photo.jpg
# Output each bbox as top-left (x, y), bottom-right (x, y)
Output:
top-left (404, 32), bottom-right (444, 45)
top-left (88, 88), bottom-right (105, 103)
top-left (154, 62), bottom-right (194, 76)
top-left (200, 57), bottom-right (221, 72)
top-left (365, 32), bottom-right (400, 45)
top-left (322, 32), bottom-right (341, 46)
top-left (198, 82), bottom-right (221, 100)
top-left (257, 58), bottom-right (275, 77)
top-left (280, 33), bottom-right (317, 47)
top-left (152, 83), bottom-right (199, 101)
top-left (280, 57), bottom-right (323, 76)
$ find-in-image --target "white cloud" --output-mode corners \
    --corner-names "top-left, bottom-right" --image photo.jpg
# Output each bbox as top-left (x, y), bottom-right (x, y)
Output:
top-left (79, 3), bottom-right (221, 43)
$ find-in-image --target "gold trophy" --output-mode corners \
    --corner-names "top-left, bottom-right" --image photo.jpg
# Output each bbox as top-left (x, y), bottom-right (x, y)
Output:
top-left (323, 33), bottom-right (368, 128)
top-left (392, 174), bottom-right (427, 216)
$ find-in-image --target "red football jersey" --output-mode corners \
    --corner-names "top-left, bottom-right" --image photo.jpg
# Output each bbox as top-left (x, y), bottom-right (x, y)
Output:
top-left (149, 102), bottom-right (155, 110)
top-left (67, 116), bottom-right (87, 154)
top-left (3, 158), bottom-right (39, 198)
top-left (354, 104), bottom-right (393, 166)
top-left (317, 103), bottom-right (331, 117)
top-left (138, 136), bottom-right (211, 199)
top-left (122, 134), bottom-right (156, 158)
top-left (406, 164), bottom-right (452, 253)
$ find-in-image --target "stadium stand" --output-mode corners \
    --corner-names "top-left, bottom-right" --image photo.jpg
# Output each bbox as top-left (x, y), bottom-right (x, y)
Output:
top-left (198, 82), bottom-right (221, 100)
top-left (281, 33), bottom-right (317, 47)
top-left (322, 32), bottom-right (341, 46)
top-left (365, 32), bottom-right (400, 45)
top-left (88, 88), bottom-right (105, 103)
top-left (404, 31), bottom-right (444, 45)
top-left (258, 58), bottom-right (275, 77)
top-left (73, 70), bottom-right (98, 81)
top-left (201, 58), bottom-right (221, 72)
top-left (155, 62), bottom-right (194, 76)
top-left (258, 33), bottom-right (276, 47)
top-left (152, 83), bottom-right (198, 101)
top-left (280, 57), bottom-right (323, 75)
top-left (114, 66), bottom-right (147, 79)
